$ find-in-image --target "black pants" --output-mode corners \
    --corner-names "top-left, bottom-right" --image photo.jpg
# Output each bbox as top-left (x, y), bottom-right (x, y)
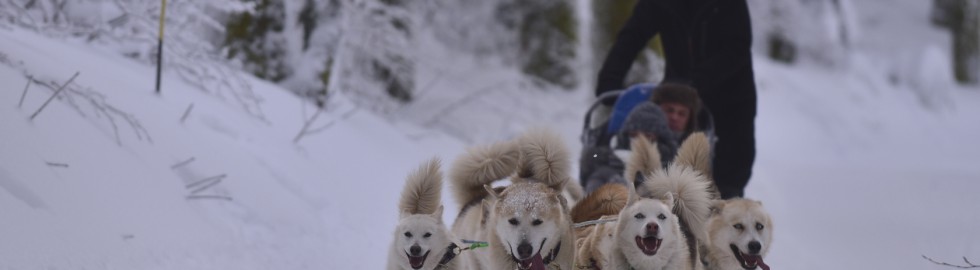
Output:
top-left (703, 90), bottom-right (757, 199)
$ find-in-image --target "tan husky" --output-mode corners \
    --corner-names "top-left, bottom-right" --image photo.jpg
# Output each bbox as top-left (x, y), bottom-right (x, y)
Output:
top-left (449, 129), bottom-right (576, 270)
top-left (704, 198), bottom-right (773, 270)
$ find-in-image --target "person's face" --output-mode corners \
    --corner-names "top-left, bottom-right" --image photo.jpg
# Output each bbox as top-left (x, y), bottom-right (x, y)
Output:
top-left (660, 102), bottom-right (690, 133)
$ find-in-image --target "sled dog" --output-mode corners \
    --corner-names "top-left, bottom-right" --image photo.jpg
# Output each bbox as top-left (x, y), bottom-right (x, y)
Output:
top-left (574, 133), bottom-right (713, 270)
top-left (388, 158), bottom-right (458, 270)
top-left (450, 129), bottom-right (576, 270)
top-left (704, 199), bottom-right (773, 270)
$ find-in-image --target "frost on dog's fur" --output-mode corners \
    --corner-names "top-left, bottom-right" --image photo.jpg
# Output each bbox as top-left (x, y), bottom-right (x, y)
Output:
top-left (400, 158), bottom-right (443, 216)
top-left (514, 128), bottom-right (571, 190)
top-left (450, 128), bottom-right (577, 270)
top-left (449, 140), bottom-right (519, 206)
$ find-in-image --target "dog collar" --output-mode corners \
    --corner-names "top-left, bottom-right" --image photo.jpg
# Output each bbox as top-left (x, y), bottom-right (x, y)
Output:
top-left (434, 243), bottom-right (459, 270)
top-left (513, 241), bottom-right (562, 269)
top-left (543, 241), bottom-right (561, 265)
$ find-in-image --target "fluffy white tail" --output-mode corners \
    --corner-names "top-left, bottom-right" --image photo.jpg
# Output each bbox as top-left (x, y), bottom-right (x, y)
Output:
top-left (399, 158), bottom-right (443, 215)
top-left (514, 128), bottom-right (571, 190)
top-left (449, 140), bottom-right (520, 206)
top-left (675, 132), bottom-right (712, 181)
top-left (625, 135), bottom-right (661, 188)
top-left (632, 136), bottom-right (713, 249)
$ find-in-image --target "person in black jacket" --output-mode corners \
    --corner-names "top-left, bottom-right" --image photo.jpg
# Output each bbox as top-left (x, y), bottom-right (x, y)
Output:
top-left (595, 0), bottom-right (757, 199)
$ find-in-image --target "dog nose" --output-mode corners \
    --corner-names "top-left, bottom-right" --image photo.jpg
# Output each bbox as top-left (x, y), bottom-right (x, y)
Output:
top-left (410, 245), bottom-right (422, 256)
top-left (517, 241), bottom-right (534, 259)
top-left (646, 222), bottom-right (659, 235)
top-left (748, 241), bottom-right (762, 254)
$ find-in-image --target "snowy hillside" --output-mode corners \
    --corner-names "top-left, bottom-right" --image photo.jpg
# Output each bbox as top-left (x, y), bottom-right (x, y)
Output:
top-left (2, 1), bottom-right (980, 270)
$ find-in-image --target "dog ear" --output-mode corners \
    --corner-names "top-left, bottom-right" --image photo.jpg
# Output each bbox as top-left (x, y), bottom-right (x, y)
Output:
top-left (430, 205), bottom-right (444, 223)
top-left (709, 199), bottom-right (726, 215)
top-left (549, 177), bottom-right (568, 194)
top-left (626, 175), bottom-right (639, 205)
top-left (662, 192), bottom-right (676, 210)
top-left (484, 184), bottom-right (499, 199)
top-left (555, 193), bottom-right (568, 212)
top-left (481, 200), bottom-right (492, 226)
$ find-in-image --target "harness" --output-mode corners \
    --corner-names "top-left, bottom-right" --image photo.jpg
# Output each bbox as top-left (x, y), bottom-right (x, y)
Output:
top-left (512, 241), bottom-right (562, 270)
top-left (433, 240), bottom-right (488, 270)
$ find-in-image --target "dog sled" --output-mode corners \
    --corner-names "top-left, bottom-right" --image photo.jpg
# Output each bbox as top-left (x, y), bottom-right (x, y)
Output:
top-left (578, 83), bottom-right (716, 188)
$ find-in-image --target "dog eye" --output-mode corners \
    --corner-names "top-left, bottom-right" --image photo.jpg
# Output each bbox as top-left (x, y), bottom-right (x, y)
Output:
top-left (657, 214), bottom-right (666, 220)
top-left (404, 232), bottom-right (412, 238)
top-left (423, 232), bottom-right (432, 238)
top-left (733, 224), bottom-right (744, 230)
top-left (509, 218), bottom-right (520, 226)
top-left (755, 223), bottom-right (764, 231)
top-left (532, 219), bottom-right (543, 226)
top-left (634, 213), bottom-right (645, 219)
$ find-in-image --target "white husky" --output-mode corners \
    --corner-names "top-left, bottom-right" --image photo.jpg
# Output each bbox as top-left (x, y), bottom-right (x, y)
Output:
top-left (704, 199), bottom-right (773, 270)
top-left (450, 129), bottom-right (576, 270)
top-left (388, 158), bottom-right (458, 270)
top-left (575, 133), bottom-right (714, 270)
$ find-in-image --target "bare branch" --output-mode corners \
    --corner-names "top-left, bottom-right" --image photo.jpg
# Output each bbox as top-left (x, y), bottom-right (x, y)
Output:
top-left (293, 105), bottom-right (325, 143)
top-left (170, 157), bottom-right (195, 169)
top-left (18, 75), bottom-right (32, 108)
top-left (304, 107), bottom-right (358, 135)
top-left (923, 255), bottom-right (980, 268)
top-left (189, 176), bottom-right (225, 195)
top-left (45, 162), bottom-right (68, 168)
top-left (186, 195), bottom-right (233, 201)
top-left (29, 71), bottom-right (79, 121)
top-left (180, 103), bottom-right (194, 124)
top-left (185, 174), bottom-right (227, 189)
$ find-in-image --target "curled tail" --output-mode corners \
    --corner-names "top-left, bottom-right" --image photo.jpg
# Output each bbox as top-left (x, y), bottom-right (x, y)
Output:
top-left (632, 136), bottom-right (713, 268)
top-left (514, 128), bottom-right (571, 191)
top-left (625, 135), bottom-right (661, 190)
top-left (675, 132), bottom-right (712, 181)
top-left (570, 183), bottom-right (628, 223)
top-left (399, 158), bottom-right (443, 215)
top-left (449, 140), bottom-right (520, 206)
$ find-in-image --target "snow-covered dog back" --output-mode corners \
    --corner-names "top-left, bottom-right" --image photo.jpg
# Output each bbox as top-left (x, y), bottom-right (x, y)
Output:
top-left (388, 158), bottom-right (457, 270)
top-left (449, 129), bottom-right (576, 270)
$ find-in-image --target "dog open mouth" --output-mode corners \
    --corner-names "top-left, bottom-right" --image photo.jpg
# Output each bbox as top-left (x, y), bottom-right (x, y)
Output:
top-left (513, 238), bottom-right (553, 270)
top-left (515, 253), bottom-right (545, 270)
top-left (730, 244), bottom-right (769, 270)
top-left (634, 235), bottom-right (662, 255)
top-left (405, 250), bottom-right (430, 269)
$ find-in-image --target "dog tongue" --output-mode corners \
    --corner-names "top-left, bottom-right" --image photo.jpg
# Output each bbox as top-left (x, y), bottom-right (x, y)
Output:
top-left (519, 253), bottom-right (545, 270)
top-left (642, 237), bottom-right (658, 250)
top-left (756, 257), bottom-right (770, 270)
top-left (743, 254), bottom-right (770, 270)
top-left (409, 255), bottom-right (425, 269)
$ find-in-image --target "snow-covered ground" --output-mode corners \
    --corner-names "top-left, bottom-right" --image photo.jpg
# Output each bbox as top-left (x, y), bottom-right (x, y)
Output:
top-left (2, 2), bottom-right (980, 270)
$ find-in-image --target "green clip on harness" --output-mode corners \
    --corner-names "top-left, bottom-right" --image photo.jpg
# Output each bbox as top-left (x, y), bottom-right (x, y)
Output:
top-left (434, 240), bottom-right (489, 269)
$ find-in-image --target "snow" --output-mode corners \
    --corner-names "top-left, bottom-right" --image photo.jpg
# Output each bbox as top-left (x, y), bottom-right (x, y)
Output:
top-left (2, 1), bottom-right (980, 270)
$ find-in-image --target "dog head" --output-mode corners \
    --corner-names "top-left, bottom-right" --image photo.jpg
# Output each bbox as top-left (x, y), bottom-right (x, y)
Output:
top-left (394, 206), bottom-right (450, 270)
top-left (615, 190), bottom-right (681, 264)
top-left (485, 182), bottom-right (568, 270)
top-left (708, 199), bottom-right (773, 270)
